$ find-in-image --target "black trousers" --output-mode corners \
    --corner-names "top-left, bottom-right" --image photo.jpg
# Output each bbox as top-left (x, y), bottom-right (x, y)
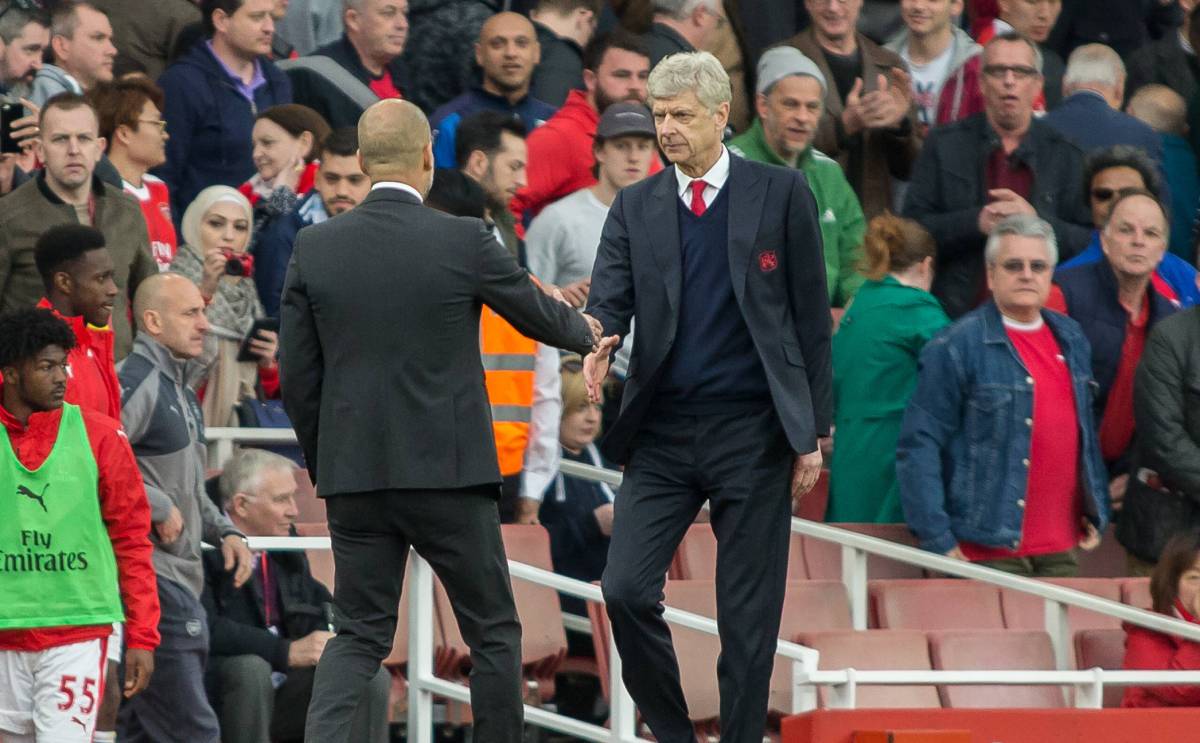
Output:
top-left (601, 406), bottom-right (793, 743)
top-left (304, 489), bottom-right (524, 743)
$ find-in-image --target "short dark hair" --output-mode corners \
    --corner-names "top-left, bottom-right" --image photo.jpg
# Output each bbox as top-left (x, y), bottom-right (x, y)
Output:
top-left (536, 0), bottom-right (602, 15)
top-left (0, 2), bottom-right (49, 46)
top-left (50, 1), bottom-right (103, 41)
top-left (1152, 530), bottom-right (1200, 615)
top-left (426, 168), bottom-right (488, 219)
top-left (1083, 145), bottom-right (1163, 205)
top-left (583, 28), bottom-right (649, 73)
top-left (38, 91), bottom-right (95, 129)
top-left (88, 76), bottom-right (165, 143)
top-left (256, 104), bottom-right (332, 163)
top-left (320, 127), bottom-right (358, 160)
top-left (35, 224), bottom-right (108, 292)
top-left (202, 0), bottom-right (244, 37)
top-left (454, 111), bottom-right (526, 169)
top-left (0, 308), bottom-right (77, 370)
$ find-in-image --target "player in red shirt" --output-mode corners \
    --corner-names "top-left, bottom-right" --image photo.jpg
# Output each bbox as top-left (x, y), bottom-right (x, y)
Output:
top-left (0, 308), bottom-right (159, 742)
top-left (90, 77), bottom-right (178, 269)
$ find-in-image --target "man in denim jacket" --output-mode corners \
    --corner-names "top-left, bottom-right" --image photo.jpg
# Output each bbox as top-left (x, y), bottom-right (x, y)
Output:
top-left (897, 214), bottom-right (1110, 577)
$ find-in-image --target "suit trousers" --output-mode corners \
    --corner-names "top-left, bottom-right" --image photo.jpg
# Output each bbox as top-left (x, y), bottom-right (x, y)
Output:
top-left (303, 489), bottom-right (524, 743)
top-left (601, 405), bottom-right (793, 743)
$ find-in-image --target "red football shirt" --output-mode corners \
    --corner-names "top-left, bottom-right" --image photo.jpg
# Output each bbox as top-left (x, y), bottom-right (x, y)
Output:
top-left (368, 72), bottom-right (402, 100)
top-left (124, 175), bottom-right (178, 270)
top-left (962, 318), bottom-right (1082, 560)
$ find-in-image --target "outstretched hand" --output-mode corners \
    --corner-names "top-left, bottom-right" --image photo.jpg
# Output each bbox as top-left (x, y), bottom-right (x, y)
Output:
top-left (584, 334), bottom-right (620, 402)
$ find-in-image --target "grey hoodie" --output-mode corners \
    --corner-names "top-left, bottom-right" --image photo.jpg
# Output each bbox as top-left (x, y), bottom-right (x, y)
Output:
top-left (885, 25), bottom-right (981, 122)
top-left (29, 64), bottom-right (82, 108)
top-left (118, 334), bottom-right (241, 599)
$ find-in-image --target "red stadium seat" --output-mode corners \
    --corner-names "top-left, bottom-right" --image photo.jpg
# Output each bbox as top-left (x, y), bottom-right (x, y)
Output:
top-left (1074, 628), bottom-right (1128, 708)
top-left (803, 525), bottom-right (924, 581)
top-left (871, 580), bottom-right (1005, 631)
top-left (928, 630), bottom-right (1064, 708)
top-left (661, 581), bottom-right (722, 729)
top-left (293, 468), bottom-right (325, 523)
top-left (769, 581), bottom-right (855, 716)
top-left (1121, 577), bottom-right (1152, 611)
top-left (796, 630), bottom-right (941, 709)
top-left (1000, 579), bottom-right (1123, 634)
top-left (673, 523), bottom-right (806, 581)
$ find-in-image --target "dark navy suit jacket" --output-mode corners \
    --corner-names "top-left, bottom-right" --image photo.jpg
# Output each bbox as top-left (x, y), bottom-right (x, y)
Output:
top-left (1042, 91), bottom-right (1163, 162)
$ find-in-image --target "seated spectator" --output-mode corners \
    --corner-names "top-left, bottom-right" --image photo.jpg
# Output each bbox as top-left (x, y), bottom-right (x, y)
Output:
top-left (904, 32), bottom-right (1092, 318)
top-left (458, 110), bottom-right (528, 257)
top-left (728, 47), bottom-right (866, 307)
top-left (1042, 44), bottom-right (1161, 160)
top-left (431, 12), bottom-right (555, 169)
top-left (937, 0), bottom-right (1065, 124)
top-left (0, 93), bottom-right (156, 359)
top-left (897, 214), bottom-right (1109, 576)
top-left (512, 29), bottom-right (654, 222)
top-left (1048, 190), bottom-right (1179, 513)
top-left (288, 0), bottom-right (409, 129)
top-left (30, 2), bottom-right (116, 106)
top-left (640, 0), bottom-right (725, 67)
top-left (0, 2), bottom-right (49, 98)
top-left (1117, 306), bottom-right (1200, 568)
top-left (529, 0), bottom-right (599, 108)
top-left (1126, 2), bottom-right (1198, 108)
top-left (885, 0), bottom-right (981, 135)
top-left (241, 104), bottom-right (331, 233)
top-left (94, 0), bottom-right (201, 81)
top-left (785, 0), bottom-right (920, 218)
top-left (1122, 529), bottom-right (1200, 705)
top-left (203, 448), bottom-right (389, 743)
top-left (1128, 85), bottom-right (1200, 263)
top-left (156, 0), bottom-right (292, 226)
top-left (829, 214), bottom-right (948, 523)
top-left (1056, 146), bottom-right (1200, 307)
top-left (170, 186), bottom-right (280, 426)
top-left (90, 76), bottom-right (178, 270)
top-left (536, 357), bottom-right (614, 616)
top-left (254, 127), bottom-right (368, 317)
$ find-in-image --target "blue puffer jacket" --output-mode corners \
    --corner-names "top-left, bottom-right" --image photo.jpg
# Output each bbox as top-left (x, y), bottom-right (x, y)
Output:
top-left (155, 42), bottom-right (292, 225)
top-left (897, 302), bottom-right (1110, 554)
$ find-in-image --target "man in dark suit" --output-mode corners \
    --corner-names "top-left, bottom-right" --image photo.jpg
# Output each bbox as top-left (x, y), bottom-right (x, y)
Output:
top-left (279, 99), bottom-right (600, 743)
top-left (583, 51), bottom-right (832, 743)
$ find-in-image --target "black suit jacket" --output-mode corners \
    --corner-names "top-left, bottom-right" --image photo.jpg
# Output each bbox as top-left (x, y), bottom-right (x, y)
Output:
top-left (586, 154), bottom-right (833, 464)
top-left (280, 187), bottom-right (596, 496)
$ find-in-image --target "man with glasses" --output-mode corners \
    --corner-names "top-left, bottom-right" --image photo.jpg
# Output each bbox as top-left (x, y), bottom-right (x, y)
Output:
top-left (897, 214), bottom-right (1110, 578)
top-left (641, 0), bottom-right (725, 67)
top-left (904, 31), bottom-right (1091, 318)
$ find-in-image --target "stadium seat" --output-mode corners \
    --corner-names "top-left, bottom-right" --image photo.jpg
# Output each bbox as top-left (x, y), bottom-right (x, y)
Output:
top-left (661, 581), bottom-right (722, 728)
top-left (794, 469), bottom-right (830, 522)
top-left (293, 467), bottom-right (326, 522)
top-left (928, 630), bottom-right (1064, 708)
top-left (769, 581), bottom-right (855, 716)
top-left (673, 523), bottom-right (806, 581)
top-left (1121, 577), bottom-right (1152, 610)
top-left (1074, 628), bottom-right (1128, 708)
top-left (871, 580), bottom-right (1005, 630)
top-left (999, 579), bottom-right (1123, 634)
top-left (795, 630), bottom-right (941, 708)
top-left (803, 525), bottom-right (924, 581)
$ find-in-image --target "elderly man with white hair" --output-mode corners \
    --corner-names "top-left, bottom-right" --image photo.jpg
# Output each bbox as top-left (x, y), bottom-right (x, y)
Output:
top-left (641, 0), bottom-right (726, 67)
top-left (584, 51), bottom-right (831, 743)
top-left (897, 214), bottom-right (1111, 578)
top-left (1042, 43), bottom-right (1162, 159)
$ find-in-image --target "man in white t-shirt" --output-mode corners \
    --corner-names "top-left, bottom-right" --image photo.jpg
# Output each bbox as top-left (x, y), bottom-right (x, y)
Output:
top-left (885, 0), bottom-right (979, 134)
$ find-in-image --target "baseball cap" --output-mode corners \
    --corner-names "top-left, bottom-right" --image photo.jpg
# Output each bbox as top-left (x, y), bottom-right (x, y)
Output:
top-left (595, 102), bottom-right (657, 140)
top-left (756, 46), bottom-right (828, 97)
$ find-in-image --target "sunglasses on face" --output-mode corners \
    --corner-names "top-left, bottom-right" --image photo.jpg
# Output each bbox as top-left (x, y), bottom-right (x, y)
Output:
top-left (1091, 187), bottom-right (1118, 202)
top-left (998, 259), bottom-right (1052, 275)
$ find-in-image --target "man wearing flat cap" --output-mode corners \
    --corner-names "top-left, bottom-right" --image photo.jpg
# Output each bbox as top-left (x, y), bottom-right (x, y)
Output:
top-left (730, 47), bottom-right (867, 307)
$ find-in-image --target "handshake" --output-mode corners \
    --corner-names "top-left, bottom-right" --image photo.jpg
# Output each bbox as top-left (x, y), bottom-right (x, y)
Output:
top-left (541, 280), bottom-right (619, 401)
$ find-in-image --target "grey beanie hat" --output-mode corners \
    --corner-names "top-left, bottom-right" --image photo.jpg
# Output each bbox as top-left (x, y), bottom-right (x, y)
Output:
top-left (756, 46), bottom-right (828, 96)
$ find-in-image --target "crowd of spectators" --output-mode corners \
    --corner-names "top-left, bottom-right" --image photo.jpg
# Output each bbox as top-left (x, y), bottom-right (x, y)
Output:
top-left (0, 0), bottom-right (1199, 737)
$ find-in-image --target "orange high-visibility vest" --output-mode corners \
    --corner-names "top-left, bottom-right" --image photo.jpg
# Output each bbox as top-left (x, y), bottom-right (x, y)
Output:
top-left (481, 306), bottom-right (537, 476)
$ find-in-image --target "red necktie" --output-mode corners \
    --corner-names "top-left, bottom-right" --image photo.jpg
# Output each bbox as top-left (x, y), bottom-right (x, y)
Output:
top-left (689, 179), bottom-right (709, 216)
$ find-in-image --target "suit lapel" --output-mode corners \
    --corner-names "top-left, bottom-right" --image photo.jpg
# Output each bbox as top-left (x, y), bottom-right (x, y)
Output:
top-left (647, 169), bottom-right (683, 319)
top-left (727, 156), bottom-right (764, 306)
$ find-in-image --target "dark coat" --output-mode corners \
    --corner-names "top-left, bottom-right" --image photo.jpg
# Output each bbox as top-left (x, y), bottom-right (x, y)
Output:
top-left (1042, 92), bottom-right (1163, 160)
top-left (279, 187), bottom-right (596, 495)
top-left (530, 21), bottom-right (584, 109)
top-left (642, 22), bottom-right (694, 67)
top-left (155, 42), bottom-right (292, 224)
top-left (902, 113), bottom-right (1093, 318)
top-left (586, 155), bottom-right (833, 463)
top-left (1125, 34), bottom-right (1198, 107)
top-left (201, 543), bottom-right (333, 671)
top-left (289, 34), bottom-right (411, 129)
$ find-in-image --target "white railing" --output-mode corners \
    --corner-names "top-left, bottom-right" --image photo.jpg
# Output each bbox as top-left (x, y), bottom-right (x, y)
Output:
top-left (215, 428), bottom-right (1200, 732)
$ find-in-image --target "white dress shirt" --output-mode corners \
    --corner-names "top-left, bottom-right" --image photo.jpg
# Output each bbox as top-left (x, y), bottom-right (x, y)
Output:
top-left (673, 146), bottom-right (731, 210)
top-left (370, 180), bottom-right (424, 203)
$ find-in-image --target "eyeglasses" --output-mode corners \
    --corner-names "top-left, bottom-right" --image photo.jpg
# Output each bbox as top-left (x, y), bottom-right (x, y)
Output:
top-left (998, 259), bottom-right (1051, 275)
top-left (137, 118), bottom-right (167, 132)
top-left (982, 64), bottom-right (1039, 80)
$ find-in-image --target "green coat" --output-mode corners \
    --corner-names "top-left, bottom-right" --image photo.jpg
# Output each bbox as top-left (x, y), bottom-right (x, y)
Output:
top-left (728, 119), bottom-right (867, 307)
top-left (828, 277), bottom-right (949, 523)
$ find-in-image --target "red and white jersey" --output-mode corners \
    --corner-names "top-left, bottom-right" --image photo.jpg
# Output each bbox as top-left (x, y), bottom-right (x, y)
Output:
top-left (123, 176), bottom-right (178, 271)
